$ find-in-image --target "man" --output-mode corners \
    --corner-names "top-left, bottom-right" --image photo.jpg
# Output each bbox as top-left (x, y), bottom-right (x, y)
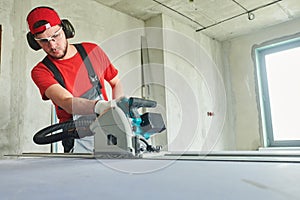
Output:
top-left (27, 6), bottom-right (124, 153)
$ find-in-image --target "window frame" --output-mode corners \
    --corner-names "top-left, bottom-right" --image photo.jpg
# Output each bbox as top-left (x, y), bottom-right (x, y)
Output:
top-left (255, 36), bottom-right (300, 147)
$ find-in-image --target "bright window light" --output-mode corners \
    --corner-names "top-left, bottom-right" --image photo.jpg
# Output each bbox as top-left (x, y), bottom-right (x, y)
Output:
top-left (265, 47), bottom-right (300, 141)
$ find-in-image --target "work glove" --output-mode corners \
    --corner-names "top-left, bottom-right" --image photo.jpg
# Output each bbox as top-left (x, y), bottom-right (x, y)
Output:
top-left (94, 99), bottom-right (117, 116)
top-left (94, 96), bottom-right (129, 116)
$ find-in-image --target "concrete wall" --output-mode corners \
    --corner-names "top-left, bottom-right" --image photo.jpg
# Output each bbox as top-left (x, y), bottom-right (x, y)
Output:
top-left (0, 0), bottom-right (232, 156)
top-left (136, 14), bottom-right (229, 152)
top-left (144, 15), bottom-right (168, 149)
top-left (224, 17), bottom-right (300, 150)
top-left (0, 0), bottom-right (15, 157)
top-left (154, 13), bottom-right (300, 152)
top-left (0, 0), bottom-right (144, 157)
top-left (3, 1), bottom-right (300, 157)
top-left (161, 14), bottom-right (227, 152)
top-left (0, 0), bottom-right (248, 157)
top-left (0, 0), bottom-right (35, 157)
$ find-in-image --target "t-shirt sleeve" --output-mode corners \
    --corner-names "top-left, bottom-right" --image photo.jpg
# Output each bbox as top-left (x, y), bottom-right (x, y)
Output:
top-left (104, 62), bottom-right (118, 81)
top-left (93, 44), bottom-right (118, 81)
top-left (31, 63), bottom-right (58, 100)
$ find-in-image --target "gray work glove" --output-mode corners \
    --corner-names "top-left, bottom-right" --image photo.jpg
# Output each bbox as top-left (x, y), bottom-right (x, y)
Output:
top-left (94, 100), bottom-right (117, 116)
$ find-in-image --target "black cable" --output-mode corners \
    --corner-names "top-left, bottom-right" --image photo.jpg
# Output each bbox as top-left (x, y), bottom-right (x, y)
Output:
top-left (232, 0), bottom-right (248, 12)
top-left (151, 0), bottom-right (283, 33)
top-left (152, 0), bottom-right (205, 28)
top-left (196, 0), bottom-right (283, 32)
top-left (139, 137), bottom-right (161, 152)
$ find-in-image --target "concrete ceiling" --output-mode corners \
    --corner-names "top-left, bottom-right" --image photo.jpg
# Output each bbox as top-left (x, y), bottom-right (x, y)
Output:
top-left (94, 0), bottom-right (300, 41)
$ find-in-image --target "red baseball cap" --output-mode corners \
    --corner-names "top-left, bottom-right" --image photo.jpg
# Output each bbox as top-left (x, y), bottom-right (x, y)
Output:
top-left (27, 7), bottom-right (61, 34)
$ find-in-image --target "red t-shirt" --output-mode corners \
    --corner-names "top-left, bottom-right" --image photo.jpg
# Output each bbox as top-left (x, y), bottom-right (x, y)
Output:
top-left (31, 42), bottom-right (118, 122)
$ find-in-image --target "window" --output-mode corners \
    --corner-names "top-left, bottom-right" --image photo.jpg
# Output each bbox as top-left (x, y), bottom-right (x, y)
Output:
top-left (255, 36), bottom-right (300, 147)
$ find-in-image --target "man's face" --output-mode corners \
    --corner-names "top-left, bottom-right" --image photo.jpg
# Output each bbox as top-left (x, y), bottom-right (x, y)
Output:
top-left (34, 25), bottom-right (68, 59)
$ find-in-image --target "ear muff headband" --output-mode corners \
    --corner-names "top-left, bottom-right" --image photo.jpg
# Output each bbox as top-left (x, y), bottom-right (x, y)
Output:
top-left (26, 19), bottom-right (75, 51)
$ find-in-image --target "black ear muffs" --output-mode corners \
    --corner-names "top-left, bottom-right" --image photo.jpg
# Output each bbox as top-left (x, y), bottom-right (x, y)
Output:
top-left (26, 31), bottom-right (41, 51)
top-left (26, 19), bottom-right (75, 51)
top-left (61, 19), bottom-right (75, 39)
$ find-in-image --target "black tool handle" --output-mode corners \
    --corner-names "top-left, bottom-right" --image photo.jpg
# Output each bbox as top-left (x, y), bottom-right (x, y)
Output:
top-left (128, 97), bottom-right (157, 118)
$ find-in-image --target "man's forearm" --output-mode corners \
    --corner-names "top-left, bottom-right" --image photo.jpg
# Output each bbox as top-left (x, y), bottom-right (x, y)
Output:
top-left (61, 97), bottom-right (97, 115)
top-left (112, 79), bottom-right (124, 99)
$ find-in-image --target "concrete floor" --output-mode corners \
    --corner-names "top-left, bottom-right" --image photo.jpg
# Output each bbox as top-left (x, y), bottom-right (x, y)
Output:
top-left (1, 155), bottom-right (300, 200)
